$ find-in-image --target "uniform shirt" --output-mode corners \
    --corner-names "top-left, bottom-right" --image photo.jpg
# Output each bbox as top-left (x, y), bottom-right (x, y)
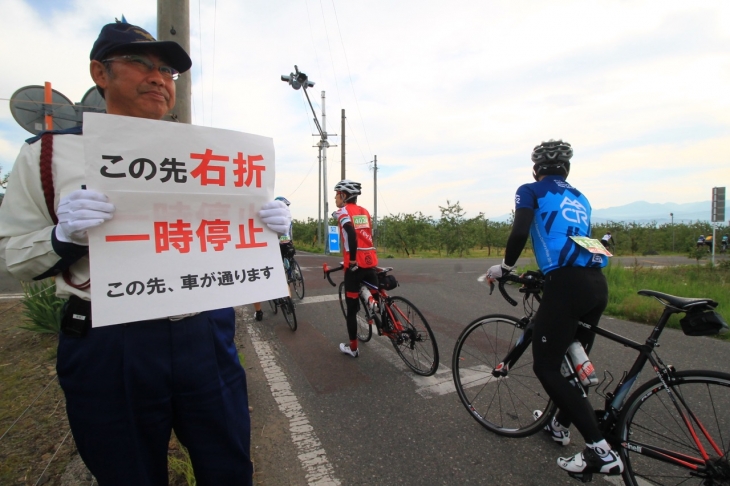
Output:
top-left (515, 175), bottom-right (607, 274)
top-left (333, 203), bottom-right (378, 268)
top-left (0, 129), bottom-right (91, 299)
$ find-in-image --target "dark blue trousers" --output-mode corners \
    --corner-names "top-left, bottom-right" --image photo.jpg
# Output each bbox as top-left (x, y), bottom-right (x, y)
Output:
top-left (57, 308), bottom-right (252, 486)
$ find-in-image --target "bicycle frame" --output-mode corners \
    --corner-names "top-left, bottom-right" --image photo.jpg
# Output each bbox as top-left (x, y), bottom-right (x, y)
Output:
top-left (492, 274), bottom-right (725, 474)
top-left (591, 307), bottom-right (725, 471)
top-left (353, 278), bottom-right (412, 338)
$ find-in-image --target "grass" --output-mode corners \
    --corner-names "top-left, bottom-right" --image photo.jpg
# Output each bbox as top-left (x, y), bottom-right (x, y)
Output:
top-left (603, 261), bottom-right (729, 337)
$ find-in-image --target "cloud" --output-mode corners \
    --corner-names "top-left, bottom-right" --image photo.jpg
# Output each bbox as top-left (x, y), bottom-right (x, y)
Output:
top-left (1, 0), bottom-right (728, 222)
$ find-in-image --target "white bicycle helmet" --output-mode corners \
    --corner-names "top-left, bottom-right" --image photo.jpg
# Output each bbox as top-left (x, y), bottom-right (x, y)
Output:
top-left (334, 179), bottom-right (362, 196)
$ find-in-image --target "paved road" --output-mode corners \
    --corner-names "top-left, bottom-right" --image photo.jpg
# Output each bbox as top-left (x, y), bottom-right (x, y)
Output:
top-left (241, 254), bottom-right (730, 485)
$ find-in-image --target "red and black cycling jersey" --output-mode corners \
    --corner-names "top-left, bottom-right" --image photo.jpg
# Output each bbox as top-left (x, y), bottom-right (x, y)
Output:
top-left (333, 203), bottom-right (378, 268)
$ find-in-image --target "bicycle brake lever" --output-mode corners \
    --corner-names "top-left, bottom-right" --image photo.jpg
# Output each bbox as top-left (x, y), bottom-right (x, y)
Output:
top-left (489, 281), bottom-right (495, 295)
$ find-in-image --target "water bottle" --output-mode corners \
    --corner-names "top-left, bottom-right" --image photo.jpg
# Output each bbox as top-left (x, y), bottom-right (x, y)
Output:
top-left (567, 341), bottom-right (598, 387)
top-left (360, 287), bottom-right (377, 314)
top-left (283, 257), bottom-right (290, 271)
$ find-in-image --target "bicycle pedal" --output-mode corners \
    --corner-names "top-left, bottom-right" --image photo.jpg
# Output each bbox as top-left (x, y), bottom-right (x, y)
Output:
top-left (567, 472), bottom-right (593, 483)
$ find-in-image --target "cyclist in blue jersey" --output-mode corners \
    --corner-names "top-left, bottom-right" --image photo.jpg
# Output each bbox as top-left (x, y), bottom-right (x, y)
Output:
top-left (487, 140), bottom-right (623, 479)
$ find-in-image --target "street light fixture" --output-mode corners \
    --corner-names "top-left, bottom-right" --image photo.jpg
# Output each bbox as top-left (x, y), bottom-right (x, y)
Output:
top-left (280, 65), bottom-right (335, 254)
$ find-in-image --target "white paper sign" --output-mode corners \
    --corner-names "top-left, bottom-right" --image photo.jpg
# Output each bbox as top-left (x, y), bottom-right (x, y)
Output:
top-left (84, 113), bottom-right (289, 327)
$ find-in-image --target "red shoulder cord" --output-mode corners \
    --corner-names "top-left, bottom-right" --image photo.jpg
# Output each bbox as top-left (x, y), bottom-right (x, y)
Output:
top-left (40, 133), bottom-right (90, 290)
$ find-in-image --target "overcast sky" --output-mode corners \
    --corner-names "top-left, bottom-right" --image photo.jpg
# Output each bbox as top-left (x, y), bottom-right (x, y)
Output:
top-left (1, 0), bottom-right (728, 221)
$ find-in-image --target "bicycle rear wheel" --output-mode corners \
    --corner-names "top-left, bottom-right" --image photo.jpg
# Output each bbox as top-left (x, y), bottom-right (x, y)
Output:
top-left (618, 370), bottom-right (730, 486)
top-left (339, 282), bottom-right (372, 342)
top-left (452, 314), bottom-right (554, 437)
top-left (387, 296), bottom-right (438, 376)
top-left (290, 260), bottom-right (305, 300)
top-left (280, 297), bottom-right (297, 331)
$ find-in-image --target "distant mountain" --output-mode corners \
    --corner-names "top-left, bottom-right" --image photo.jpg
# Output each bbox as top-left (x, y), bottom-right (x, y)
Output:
top-left (488, 200), bottom-right (727, 224)
top-left (591, 201), bottom-right (722, 224)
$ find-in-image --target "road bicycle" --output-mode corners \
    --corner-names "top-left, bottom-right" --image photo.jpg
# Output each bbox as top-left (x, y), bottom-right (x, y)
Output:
top-left (284, 253), bottom-right (305, 300)
top-left (323, 263), bottom-right (439, 376)
top-left (452, 271), bottom-right (729, 485)
top-left (268, 296), bottom-right (297, 331)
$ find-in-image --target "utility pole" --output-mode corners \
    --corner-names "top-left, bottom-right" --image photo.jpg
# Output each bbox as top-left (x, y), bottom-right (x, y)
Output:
top-left (341, 109), bottom-right (346, 179)
top-left (372, 155), bottom-right (378, 244)
top-left (317, 151), bottom-right (322, 248)
top-left (157, 0), bottom-right (191, 123)
top-left (280, 66), bottom-right (336, 252)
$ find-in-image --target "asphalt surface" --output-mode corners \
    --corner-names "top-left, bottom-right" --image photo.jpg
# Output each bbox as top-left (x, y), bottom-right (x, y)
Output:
top-left (240, 254), bottom-right (730, 486)
top-left (0, 252), bottom-right (725, 484)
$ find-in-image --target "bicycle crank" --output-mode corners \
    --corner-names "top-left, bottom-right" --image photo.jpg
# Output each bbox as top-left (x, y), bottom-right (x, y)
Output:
top-left (567, 472), bottom-right (593, 483)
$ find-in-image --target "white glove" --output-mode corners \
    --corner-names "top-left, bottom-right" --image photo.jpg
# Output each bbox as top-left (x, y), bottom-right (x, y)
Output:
top-left (259, 200), bottom-right (292, 235)
top-left (55, 190), bottom-right (115, 245)
top-left (486, 260), bottom-right (515, 281)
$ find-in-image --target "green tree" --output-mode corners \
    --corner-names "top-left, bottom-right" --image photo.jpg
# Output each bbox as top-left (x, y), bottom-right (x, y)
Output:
top-left (438, 200), bottom-right (476, 256)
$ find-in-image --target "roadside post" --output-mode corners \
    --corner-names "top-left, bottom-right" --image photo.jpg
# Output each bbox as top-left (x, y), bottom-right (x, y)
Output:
top-left (712, 187), bottom-right (726, 266)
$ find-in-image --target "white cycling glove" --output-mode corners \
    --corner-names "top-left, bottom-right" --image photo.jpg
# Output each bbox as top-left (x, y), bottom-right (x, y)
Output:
top-left (55, 190), bottom-right (115, 245)
top-left (486, 260), bottom-right (515, 281)
top-left (259, 200), bottom-right (292, 235)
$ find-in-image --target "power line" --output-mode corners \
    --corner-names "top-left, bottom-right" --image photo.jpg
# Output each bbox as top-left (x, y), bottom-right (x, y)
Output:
top-left (211, 0), bottom-right (218, 126)
top-left (318, 0), bottom-right (343, 109)
top-left (330, 1), bottom-right (372, 160)
top-left (304, 0), bottom-right (324, 84)
top-left (197, 0), bottom-right (205, 124)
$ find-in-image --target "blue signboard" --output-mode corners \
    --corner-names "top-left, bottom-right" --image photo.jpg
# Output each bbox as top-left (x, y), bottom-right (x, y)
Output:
top-left (328, 226), bottom-right (340, 253)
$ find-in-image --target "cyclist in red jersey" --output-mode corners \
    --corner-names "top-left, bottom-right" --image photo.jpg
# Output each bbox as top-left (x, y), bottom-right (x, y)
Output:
top-left (332, 180), bottom-right (378, 358)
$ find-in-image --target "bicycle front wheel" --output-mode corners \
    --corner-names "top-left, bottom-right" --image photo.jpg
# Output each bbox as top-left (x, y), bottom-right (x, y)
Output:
top-left (339, 282), bottom-right (372, 342)
top-left (618, 369), bottom-right (730, 486)
top-left (388, 296), bottom-right (439, 376)
top-left (290, 260), bottom-right (305, 300)
top-left (280, 297), bottom-right (297, 331)
top-left (268, 299), bottom-right (278, 315)
top-left (452, 314), bottom-right (554, 437)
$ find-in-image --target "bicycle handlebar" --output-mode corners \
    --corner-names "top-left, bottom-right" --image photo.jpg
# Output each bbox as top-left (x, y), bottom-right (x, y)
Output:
top-left (323, 263), bottom-right (344, 287)
top-left (489, 272), bottom-right (544, 307)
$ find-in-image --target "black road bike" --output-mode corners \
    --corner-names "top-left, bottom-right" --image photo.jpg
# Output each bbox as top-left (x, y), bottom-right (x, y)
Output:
top-left (452, 272), bottom-right (729, 485)
top-left (268, 296), bottom-right (297, 332)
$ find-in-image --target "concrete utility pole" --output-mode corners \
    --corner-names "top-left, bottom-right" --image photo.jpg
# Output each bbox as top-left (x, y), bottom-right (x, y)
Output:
top-left (372, 155), bottom-right (378, 243)
top-left (158, 0), bottom-right (191, 123)
top-left (280, 66), bottom-right (336, 250)
top-left (341, 109), bottom-right (346, 179)
top-left (322, 91), bottom-right (329, 246)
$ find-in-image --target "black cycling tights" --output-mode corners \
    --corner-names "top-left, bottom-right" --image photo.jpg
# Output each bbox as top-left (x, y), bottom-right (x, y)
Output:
top-left (344, 267), bottom-right (378, 341)
top-left (531, 266), bottom-right (608, 443)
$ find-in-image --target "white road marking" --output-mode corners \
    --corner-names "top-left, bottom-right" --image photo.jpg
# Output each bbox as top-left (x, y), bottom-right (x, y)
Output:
top-left (299, 295), bottom-right (340, 304)
top-left (0, 294), bottom-right (24, 300)
top-left (297, 293), bottom-right (458, 398)
top-left (247, 322), bottom-right (340, 485)
top-left (358, 330), bottom-right (455, 398)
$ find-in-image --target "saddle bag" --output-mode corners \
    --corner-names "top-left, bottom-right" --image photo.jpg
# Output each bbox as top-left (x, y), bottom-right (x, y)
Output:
top-left (679, 307), bottom-right (728, 336)
top-left (378, 273), bottom-right (399, 290)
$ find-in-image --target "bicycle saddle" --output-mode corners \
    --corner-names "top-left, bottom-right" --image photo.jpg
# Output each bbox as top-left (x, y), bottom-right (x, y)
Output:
top-left (637, 289), bottom-right (718, 311)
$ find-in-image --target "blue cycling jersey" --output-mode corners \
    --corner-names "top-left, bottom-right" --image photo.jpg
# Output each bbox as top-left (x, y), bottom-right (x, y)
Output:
top-left (515, 175), bottom-right (607, 274)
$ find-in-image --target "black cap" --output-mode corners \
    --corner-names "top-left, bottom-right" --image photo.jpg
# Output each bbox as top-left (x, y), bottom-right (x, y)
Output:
top-left (90, 22), bottom-right (192, 73)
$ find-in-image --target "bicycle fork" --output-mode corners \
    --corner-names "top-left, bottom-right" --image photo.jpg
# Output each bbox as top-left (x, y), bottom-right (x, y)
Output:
top-left (493, 320), bottom-right (533, 377)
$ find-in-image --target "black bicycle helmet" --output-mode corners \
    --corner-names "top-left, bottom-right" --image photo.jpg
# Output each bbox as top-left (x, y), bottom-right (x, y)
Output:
top-left (531, 139), bottom-right (572, 181)
top-left (334, 179), bottom-right (362, 196)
